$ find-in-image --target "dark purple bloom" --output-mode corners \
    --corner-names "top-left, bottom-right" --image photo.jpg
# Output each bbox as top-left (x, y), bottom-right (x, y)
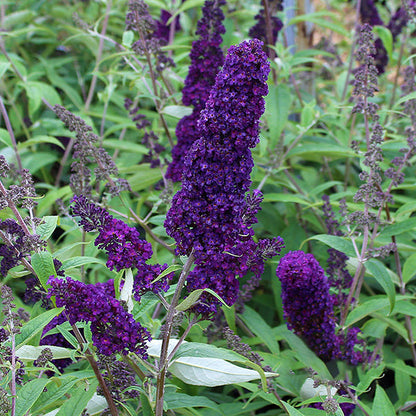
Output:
top-left (47, 277), bottom-right (151, 357)
top-left (154, 9), bottom-right (181, 43)
top-left (360, 0), bottom-right (384, 26)
top-left (277, 251), bottom-right (367, 365)
top-left (72, 195), bottom-right (173, 298)
top-left (166, 0), bottom-right (226, 182)
top-left (166, 39), bottom-right (282, 315)
top-left (165, 39), bottom-right (270, 259)
top-left (277, 251), bottom-right (340, 361)
top-left (72, 195), bottom-right (152, 271)
top-left (248, 0), bottom-right (283, 50)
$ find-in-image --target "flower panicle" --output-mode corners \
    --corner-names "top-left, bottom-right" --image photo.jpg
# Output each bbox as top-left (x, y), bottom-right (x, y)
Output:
top-left (166, 0), bottom-right (226, 182)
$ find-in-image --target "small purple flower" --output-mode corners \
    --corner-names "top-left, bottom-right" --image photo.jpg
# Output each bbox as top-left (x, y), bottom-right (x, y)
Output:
top-left (48, 277), bottom-right (151, 357)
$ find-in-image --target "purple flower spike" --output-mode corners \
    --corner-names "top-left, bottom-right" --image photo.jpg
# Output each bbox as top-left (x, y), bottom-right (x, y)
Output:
top-left (276, 251), bottom-right (339, 361)
top-left (165, 39), bottom-right (270, 260)
top-left (166, 0), bottom-right (226, 182)
top-left (72, 195), bottom-right (152, 272)
top-left (277, 251), bottom-right (367, 365)
top-left (48, 277), bottom-right (151, 357)
top-left (166, 40), bottom-right (279, 315)
top-left (72, 195), bottom-right (173, 297)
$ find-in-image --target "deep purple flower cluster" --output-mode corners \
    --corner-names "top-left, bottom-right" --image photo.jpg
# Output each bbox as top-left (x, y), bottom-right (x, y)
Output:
top-left (72, 195), bottom-right (152, 272)
top-left (360, 0), bottom-right (384, 27)
top-left (72, 195), bottom-right (173, 300)
top-left (360, 1), bottom-right (413, 74)
top-left (166, 40), bottom-right (283, 315)
top-left (166, 0), bottom-right (226, 182)
top-left (277, 251), bottom-right (339, 361)
top-left (248, 0), bottom-right (283, 49)
top-left (277, 251), bottom-right (366, 365)
top-left (165, 39), bottom-right (270, 258)
top-left (48, 277), bottom-right (151, 357)
top-left (154, 10), bottom-right (181, 43)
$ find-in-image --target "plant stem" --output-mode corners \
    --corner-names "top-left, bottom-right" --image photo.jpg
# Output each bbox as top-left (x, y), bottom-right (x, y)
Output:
top-left (71, 323), bottom-right (119, 416)
top-left (155, 252), bottom-right (195, 416)
top-left (0, 96), bottom-right (23, 172)
top-left (85, 0), bottom-right (112, 111)
top-left (9, 313), bottom-right (16, 416)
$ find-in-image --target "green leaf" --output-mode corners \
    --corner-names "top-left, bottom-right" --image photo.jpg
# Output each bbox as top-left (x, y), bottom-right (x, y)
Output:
top-left (17, 345), bottom-right (77, 361)
top-left (18, 135), bottom-right (65, 150)
top-left (366, 259), bottom-right (396, 314)
top-left (165, 392), bottom-right (219, 411)
top-left (287, 143), bottom-right (356, 159)
top-left (240, 306), bottom-right (280, 355)
top-left (31, 376), bottom-right (80, 414)
top-left (344, 297), bottom-right (390, 327)
top-left (373, 385), bottom-right (396, 416)
top-left (24, 81), bottom-right (62, 116)
top-left (274, 326), bottom-right (331, 379)
top-left (304, 234), bottom-right (356, 257)
top-left (281, 401), bottom-right (304, 416)
top-left (21, 152), bottom-right (58, 174)
top-left (102, 139), bottom-right (147, 154)
top-left (170, 341), bottom-right (247, 363)
top-left (263, 193), bottom-right (310, 205)
top-left (162, 105), bottom-right (193, 119)
top-left (394, 91), bottom-right (416, 108)
top-left (403, 252), bottom-right (416, 283)
top-left (388, 360), bottom-right (416, 379)
top-left (15, 378), bottom-right (50, 416)
top-left (140, 393), bottom-right (154, 416)
top-left (265, 84), bottom-right (292, 148)
top-left (356, 363), bottom-right (385, 395)
top-left (15, 308), bottom-right (65, 349)
top-left (379, 217), bottom-right (416, 238)
top-left (300, 100), bottom-right (317, 127)
top-left (36, 216), bottom-right (59, 241)
top-left (61, 256), bottom-right (106, 270)
top-left (55, 379), bottom-right (99, 416)
top-left (0, 128), bottom-right (13, 147)
top-left (395, 363), bottom-right (411, 406)
top-left (31, 251), bottom-right (58, 290)
top-left (122, 30), bottom-right (134, 48)
top-left (176, 289), bottom-right (205, 312)
top-left (288, 11), bottom-right (349, 36)
top-left (169, 357), bottom-right (277, 387)
top-left (128, 164), bottom-right (163, 191)
top-left (373, 26), bottom-right (393, 60)
top-left (151, 264), bottom-right (182, 284)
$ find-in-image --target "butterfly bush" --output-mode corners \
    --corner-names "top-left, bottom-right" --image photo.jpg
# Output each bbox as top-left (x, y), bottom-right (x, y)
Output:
top-left (166, 39), bottom-right (284, 314)
top-left (277, 251), bottom-right (366, 365)
top-left (166, 0), bottom-right (226, 181)
top-left (47, 277), bottom-right (150, 357)
top-left (72, 195), bottom-right (173, 300)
